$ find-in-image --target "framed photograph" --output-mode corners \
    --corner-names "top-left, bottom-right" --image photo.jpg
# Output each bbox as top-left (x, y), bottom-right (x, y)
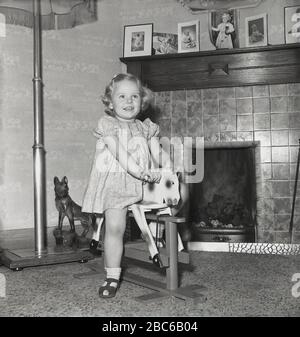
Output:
top-left (245, 13), bottom-right (268, 47)
top-left (123, 23), bottom-right (153, 58)
top-left (153, 32), bottom-right (178, 54)
top-left (285, 6), bottom-right (300, 44)
top-left (178, 20), bottom-right (200, 53)
top-left (208, 10), bottom-right (239, 49)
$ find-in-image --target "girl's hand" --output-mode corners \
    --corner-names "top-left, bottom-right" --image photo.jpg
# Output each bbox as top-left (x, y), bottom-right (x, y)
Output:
top-left (147, 172), bottom-right (162, 184)
top-left (139, 170), bottom-right (161, 184)
top-left (139, 170), bottom-right (151, 183)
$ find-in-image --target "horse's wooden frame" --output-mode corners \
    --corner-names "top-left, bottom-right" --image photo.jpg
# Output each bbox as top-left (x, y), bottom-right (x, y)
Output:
top-left (83, 171), bottom-right (207, 302)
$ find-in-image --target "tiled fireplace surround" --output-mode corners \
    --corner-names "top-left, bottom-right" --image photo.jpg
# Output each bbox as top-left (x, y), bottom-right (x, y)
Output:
top-left (154, 83), bottom-right (300, 244)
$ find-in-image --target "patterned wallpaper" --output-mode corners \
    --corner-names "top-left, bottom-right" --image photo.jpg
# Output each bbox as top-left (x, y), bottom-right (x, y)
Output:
top-left (0, 0), bottom-right (123, 231)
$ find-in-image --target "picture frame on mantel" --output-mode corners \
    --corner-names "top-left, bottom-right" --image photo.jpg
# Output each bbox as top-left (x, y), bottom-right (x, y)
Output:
top-left (284, 6), bottom-right (300, 44)
top-left (209, 10), bottom-right (239, 49)
top-left (123, 23), bottom-right (153, 58)
top-left (178, 20), bottom-right (200, 53)
top-left (245, 13), bottom-right (268, 47)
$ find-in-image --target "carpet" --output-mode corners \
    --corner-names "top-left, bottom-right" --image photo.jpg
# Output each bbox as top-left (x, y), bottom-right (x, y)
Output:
top-left (0, 251), bottom-right (299, 317)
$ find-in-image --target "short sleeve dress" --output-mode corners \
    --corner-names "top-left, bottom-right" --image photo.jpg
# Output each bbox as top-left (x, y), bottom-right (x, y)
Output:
top-left (215, 22), bottom-right (234, 49)
top-left (82, 115), bottom-right (159, 214)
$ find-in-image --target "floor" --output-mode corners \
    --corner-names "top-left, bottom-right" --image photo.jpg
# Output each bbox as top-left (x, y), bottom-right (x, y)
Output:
top-left (0, 249), bottom-right (299, 317)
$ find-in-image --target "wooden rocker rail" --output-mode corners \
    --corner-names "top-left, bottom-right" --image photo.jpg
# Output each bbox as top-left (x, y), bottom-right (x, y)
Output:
top-left (124, 211), bottom-right (207, 302)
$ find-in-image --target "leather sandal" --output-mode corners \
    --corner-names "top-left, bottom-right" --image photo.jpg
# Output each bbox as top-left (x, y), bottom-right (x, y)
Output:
top-left (89, 239), bottom-right (102, 256)
top-left (98, 278), bottom-right (119, 298)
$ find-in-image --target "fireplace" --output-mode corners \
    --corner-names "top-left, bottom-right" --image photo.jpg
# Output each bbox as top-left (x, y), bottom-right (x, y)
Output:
top-left (188, 142), bottom-right (258, 243)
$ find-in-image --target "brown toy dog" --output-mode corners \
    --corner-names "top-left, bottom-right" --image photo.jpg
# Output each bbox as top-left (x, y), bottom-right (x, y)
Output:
top-left (54, 176), bottom-right (96, 237)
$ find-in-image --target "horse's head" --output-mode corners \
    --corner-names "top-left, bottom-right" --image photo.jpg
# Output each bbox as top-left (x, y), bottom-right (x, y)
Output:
top-left (143, 170), bottom-right (180, 207)
top-left (159, 171), bottom-right (180, 206)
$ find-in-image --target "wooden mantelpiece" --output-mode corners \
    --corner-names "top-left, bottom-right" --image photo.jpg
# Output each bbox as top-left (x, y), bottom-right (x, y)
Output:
top-left (120, 44), bottom-right (300, 91)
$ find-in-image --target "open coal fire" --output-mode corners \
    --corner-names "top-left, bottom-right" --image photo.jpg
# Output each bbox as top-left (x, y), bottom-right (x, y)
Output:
top-left (192, 193), bottom-right (253, 230)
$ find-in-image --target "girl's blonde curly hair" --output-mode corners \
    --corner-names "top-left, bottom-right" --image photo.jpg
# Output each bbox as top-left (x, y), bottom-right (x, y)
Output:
top-left (101, 73), bottom-right (153, 116)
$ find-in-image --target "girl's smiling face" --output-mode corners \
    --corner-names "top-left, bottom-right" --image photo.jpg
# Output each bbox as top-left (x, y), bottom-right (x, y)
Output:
top-left (110, 79), bottom-right (142, 122)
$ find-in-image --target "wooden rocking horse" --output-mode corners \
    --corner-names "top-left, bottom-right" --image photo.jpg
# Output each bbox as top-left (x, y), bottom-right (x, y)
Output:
top-left (90, 168), bottom-right (184, 267)
top-left (74, 169), bottom-right (207, 302)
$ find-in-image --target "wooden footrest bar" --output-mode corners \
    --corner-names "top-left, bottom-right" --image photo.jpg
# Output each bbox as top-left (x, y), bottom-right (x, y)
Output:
top-left (125, 241), bottom-right (189, 266)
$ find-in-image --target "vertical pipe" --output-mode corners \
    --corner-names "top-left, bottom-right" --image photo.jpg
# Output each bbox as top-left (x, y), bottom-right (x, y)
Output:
top-left (289, 139), bottom-right (300, 244)
top-left (33, 0), bottom-right (47, 256)
top-left (166, 221), bottom-right (178, 290)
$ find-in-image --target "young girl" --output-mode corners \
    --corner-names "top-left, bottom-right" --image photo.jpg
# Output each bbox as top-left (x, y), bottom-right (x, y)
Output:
top-left (82, 73), bottom-right (162, 298)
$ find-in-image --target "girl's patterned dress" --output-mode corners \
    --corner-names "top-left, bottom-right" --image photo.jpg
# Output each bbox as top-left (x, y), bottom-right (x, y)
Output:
top-left (82, 115), bottom-right (159, 213)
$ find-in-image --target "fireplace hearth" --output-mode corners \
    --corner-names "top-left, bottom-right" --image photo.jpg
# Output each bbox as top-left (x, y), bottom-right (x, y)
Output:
top-left (189, 142), bottom-right (257, 243)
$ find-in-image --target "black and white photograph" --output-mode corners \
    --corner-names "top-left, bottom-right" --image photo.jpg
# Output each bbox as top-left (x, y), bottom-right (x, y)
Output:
top-left (153, 32), bottom-right (178, 54)
top-left (209, 9), bottom-right (239, 49)
top-left (178, 20), bottom-right (199, 53)
top-left (123, 23), bottom-right (153, 57)
top-left (285, 5), bottom-right (300, 44)
top-left (131, 31), bottom-right (145, 52)
top-left (0, 0), bottom-right (299, 323)
top-left (245, 13), bottom-right (268, 47)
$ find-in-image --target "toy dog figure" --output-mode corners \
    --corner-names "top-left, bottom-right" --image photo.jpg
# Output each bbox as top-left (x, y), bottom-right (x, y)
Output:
top-left (54, 176), bottom-right (95, 237)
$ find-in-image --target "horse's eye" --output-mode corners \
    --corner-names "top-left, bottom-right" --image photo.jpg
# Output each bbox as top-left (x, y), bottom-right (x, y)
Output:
top-left (165, 180), bottom-right (173, 188)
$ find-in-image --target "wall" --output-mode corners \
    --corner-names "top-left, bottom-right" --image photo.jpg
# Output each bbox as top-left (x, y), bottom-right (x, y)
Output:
top-left (0, 0), bottom-right (123, 231)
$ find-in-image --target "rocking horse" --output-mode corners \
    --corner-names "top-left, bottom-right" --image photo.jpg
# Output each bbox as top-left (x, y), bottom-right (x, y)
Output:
top-left (74, 168), bottom-right (207, 302)
top-left (90, 168), bottom-right (184, 267)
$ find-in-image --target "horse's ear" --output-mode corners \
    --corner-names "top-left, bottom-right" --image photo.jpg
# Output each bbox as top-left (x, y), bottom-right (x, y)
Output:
top-left (176, 171), bottom-right (182, 181)
top-left (63, 176), bottom-right (68, 184)
top-left (54, 176), bottom-right (59, 184)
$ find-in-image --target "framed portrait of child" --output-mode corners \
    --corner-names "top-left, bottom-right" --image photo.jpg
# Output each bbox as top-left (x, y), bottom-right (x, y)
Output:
top-left (208, 10), bottom-right (239, 49)
top-left (245, 13), bottom-right (268, 47)
top-left (285, 6), bottom-right (300, 44)
top-left (178, 20), bottom-right (200, 53)
top-left (123, 23), bottom-right (153, 57)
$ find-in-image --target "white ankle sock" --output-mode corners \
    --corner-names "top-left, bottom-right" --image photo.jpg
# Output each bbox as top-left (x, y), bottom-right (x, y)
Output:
top-left (105, 267), bottom-right (121, 281)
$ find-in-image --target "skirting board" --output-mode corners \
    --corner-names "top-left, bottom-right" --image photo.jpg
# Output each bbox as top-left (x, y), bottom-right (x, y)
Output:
top-left (188, 242), bottom-right (300, 255)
